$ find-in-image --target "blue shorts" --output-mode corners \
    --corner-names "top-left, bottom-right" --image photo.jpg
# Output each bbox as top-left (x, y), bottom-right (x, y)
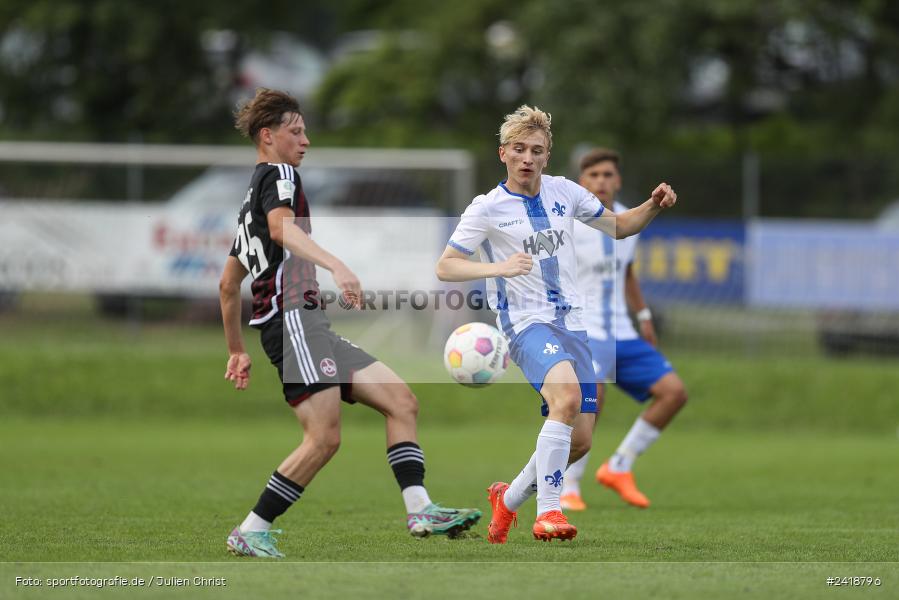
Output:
top-left (510, 324), bottom-right (599, 417)
top-left (587, 337), bottom-right (674, 402)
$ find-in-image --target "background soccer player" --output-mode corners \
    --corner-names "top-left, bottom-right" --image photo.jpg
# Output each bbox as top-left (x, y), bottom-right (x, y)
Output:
top-left (436, 106), bottom-right (677, 543)
top-left (560, 148), bottom-right (689, 511)
top-left (220, 88), bottom-right (480, 558)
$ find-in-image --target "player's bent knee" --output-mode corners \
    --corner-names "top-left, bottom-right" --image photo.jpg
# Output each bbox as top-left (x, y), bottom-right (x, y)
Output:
top-left (563, 385), bottom-right (583, 411)
top-left (664, 384), bottom-right (688, 411)
top-left (381, 385), bottom-right (418, 420)
top-left (308, 428), bottom-right (341, 458)
top-left (398, 388), bottom-right (419, 418)
top-left (676, 387), bottom-right (688, 409)
top-left (549, 386), bottom-right (582, 421)
top-left (320, 433), bottom-right (341, 458)
top-left (655, 375), bottom-right (688, 411)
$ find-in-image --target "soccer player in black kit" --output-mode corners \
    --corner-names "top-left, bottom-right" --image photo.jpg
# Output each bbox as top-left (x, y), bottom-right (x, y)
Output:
top-left (221, 89), bottom-right (480, 558)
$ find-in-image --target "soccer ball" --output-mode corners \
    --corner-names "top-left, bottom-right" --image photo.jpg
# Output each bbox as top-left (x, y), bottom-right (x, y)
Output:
top-left (443, 322), bottom-right (510, 386)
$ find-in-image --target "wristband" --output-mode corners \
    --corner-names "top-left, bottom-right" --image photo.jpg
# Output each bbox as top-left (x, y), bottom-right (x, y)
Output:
top-left (636, 307), bottom-right (652, 322)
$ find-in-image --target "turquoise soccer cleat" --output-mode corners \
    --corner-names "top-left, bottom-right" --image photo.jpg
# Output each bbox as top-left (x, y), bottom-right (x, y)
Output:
top-left (226, 527), bottom-right (285, 558)
top-left (407, 503), bottom-right (482, 538)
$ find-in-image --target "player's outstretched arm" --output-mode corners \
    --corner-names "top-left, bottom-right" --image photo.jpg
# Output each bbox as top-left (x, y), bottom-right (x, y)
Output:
top-left (267, 206), bottom-right (362, 307)
top-left (590, 183), bottom-right (677, 239)
top-left (220, 255), bottom-right (251, 390)
top-left (436, 246), bottom-right (533, 282)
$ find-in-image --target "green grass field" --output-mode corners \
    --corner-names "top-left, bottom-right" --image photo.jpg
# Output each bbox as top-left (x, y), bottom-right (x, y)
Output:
top-left (1, 301), bottom-right (897, 598)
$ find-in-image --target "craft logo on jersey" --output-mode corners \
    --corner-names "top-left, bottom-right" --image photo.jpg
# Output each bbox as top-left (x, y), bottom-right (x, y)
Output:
top-left (522, 229), bottom-right (565, 257)
top-left (551, 202), bottom-right (566, 216)
top-left (544, 469), bottom-right (564, 488)
top-left (320, 358), bottom-right (337, 377)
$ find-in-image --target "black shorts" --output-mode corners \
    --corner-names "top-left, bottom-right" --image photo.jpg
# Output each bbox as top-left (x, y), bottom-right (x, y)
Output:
top-left (259, 308), bottom-right (377, 406)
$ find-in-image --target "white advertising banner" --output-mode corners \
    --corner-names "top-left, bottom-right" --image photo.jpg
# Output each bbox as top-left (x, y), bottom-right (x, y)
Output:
top-left (0, 202), bottom-right (445, 297)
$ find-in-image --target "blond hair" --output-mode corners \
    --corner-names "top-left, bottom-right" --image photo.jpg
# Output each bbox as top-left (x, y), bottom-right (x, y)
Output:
top-left (498, 105), bottom-right (552, 149)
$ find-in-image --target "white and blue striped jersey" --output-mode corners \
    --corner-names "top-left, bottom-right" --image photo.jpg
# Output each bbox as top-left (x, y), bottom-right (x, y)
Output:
top-left (574, 201), bottom-right (639, 342)
top-left (447, 175), bottom-right (606, 336)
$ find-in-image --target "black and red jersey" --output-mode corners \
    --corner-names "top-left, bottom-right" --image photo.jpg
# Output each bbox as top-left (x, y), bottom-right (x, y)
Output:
top-left (229, 162), bottom-right (319, 326)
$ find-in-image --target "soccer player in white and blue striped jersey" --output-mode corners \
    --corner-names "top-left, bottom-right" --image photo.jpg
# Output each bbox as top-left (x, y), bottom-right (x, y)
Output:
top-left (560, 148), bottom-right (688, 512)
top-left (436, 106), bottom-right (678, 543)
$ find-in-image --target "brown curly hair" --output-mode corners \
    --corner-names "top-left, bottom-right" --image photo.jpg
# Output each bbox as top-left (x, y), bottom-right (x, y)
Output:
top-left (234, 88), bottom-right (303, 144)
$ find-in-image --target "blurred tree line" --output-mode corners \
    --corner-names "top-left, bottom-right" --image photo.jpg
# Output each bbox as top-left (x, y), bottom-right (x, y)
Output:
top-left (1, 0), bottom-right (898, 216)
top-left (0, 0), bottom-right (336, 142)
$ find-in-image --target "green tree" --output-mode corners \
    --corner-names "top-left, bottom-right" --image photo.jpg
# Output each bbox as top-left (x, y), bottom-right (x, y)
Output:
top-left (0, 0), bottom-right (338, 142)
top-left (315, 0), bottom-right (899, 158)
top-left (316, 0), bottom-right (530, 150)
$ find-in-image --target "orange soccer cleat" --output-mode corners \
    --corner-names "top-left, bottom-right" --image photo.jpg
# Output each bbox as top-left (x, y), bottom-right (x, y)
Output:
top-left (486, 482), bottom-right (518, 544)
top-left (532, 510), bottom-right (577, 542)
top-left (596, 462), bottom-right (650, 508)
top-left (559, 492), bottom-right (587, 511)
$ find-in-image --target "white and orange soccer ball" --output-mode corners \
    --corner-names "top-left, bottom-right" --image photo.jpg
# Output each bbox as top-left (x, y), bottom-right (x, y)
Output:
top-left (443, 322), bottom-right (510, 386)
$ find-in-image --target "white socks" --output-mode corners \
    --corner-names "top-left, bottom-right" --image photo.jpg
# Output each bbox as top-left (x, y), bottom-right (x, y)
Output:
top-left (562, 452), bottom-right (590, 495)
top-left (609, 417), bottom-right (660, 472)
top-left (535, 420), bottom-right (574, 515)
top-left (402, 485), bottom-right (432, 513)
top-left (505, 420), bottom-right (575, 513)
top-left (504, 452), bottom-right (538, 511)
top-left (502, 418), bottom-right (661, 513)
top-left (240, 511), bottom-right (272, 533)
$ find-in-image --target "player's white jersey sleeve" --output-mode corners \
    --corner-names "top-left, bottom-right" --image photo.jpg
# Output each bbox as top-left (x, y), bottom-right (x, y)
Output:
top-left (566, 179), bottom-right (606, 223)
top-left (447, 195), bottom-right (489, 255)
